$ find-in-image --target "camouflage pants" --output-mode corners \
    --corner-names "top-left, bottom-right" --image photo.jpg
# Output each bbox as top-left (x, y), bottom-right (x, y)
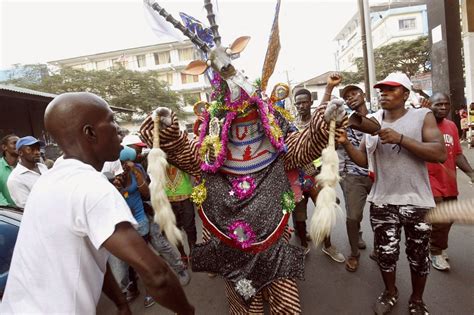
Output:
top-left (370, 203), bottom-right (432, 276)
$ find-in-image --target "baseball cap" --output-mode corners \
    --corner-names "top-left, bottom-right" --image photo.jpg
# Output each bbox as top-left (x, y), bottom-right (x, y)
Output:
top-left (374, 72), bottom-right (412, 91)
top-left (121, 134), bottom-right (147, 147)
top-left (16, 136), bottom-right (44, 151)
top-left (340, 85), bottom-right (363, 99)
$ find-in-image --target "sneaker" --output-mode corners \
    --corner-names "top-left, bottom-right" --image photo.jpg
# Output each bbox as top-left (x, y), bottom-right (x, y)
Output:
top-left (431, 254), bottom-right (450, 271)
top-left (408, 300), bottom-right (430, 314)
top-left (304, 245), bottom-right (311, 255)
top-left (442, 250), bottom-right (449, 261)
top-left (177, 269), bottom-right (191, 286)
top-left (144, 295), bottom-right (156, 308)
top-left (322, 246), bottom-right (345, 263)
top-left (208, 273), bottom-right (217, 278)
top-left (373, 289), bottom-right (399, 315)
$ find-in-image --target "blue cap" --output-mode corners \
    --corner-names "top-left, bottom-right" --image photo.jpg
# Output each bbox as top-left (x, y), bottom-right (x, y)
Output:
top-left (119, 146), bottom-right (137, 162)
top-left (16, 136), bottom-right (44, 151)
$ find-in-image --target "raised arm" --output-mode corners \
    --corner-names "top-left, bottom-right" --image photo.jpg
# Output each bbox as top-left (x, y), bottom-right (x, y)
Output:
top-left (140, 109), bottom-right (201, 177)
top-left (284, 100), bottom-right (347, 170)
top-left (320, 72), bottom-right (342, 104)
top-left (377, 111), bottom-right (446, 163)
top-left (103, 222), bottom-right (195, 315)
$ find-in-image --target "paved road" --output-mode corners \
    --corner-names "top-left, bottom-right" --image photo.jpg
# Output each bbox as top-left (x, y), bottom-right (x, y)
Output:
top-left (97, 144), bottom-right (474, 314)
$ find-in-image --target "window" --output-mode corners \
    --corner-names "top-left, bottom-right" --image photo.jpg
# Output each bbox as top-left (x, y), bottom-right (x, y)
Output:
top-left (181, 73), bottom-right (199, 84)
top-left (178, 48), bottom-right (195, 62)
top-left (154, 51), bottom-right (171, 65)
top-left (399, 18), bottom-right (416, 30)
top-left (95, 60), bottom-right (109, 70)
top-left (136, 54), bottom-right (147, 68)
top-left (157, 73), bottom-right (174, 85)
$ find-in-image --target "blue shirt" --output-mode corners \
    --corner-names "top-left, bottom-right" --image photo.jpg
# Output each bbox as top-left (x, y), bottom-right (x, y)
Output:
top-left (121, 173), bottom-right (146, 223)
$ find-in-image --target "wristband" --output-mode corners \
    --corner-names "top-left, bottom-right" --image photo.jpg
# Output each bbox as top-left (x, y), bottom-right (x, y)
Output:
top-left (137, 181), bottom-right (146, 188)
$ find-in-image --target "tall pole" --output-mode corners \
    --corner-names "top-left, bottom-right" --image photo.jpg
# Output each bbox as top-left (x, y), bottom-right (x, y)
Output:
top-left (363, 0), bottom-right (377, 110)
top-left (358, 0), bottom-right (371, 104)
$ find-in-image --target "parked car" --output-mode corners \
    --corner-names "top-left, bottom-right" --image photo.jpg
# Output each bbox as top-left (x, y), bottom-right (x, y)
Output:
top-left (0, 207), bottom-right (22, 300)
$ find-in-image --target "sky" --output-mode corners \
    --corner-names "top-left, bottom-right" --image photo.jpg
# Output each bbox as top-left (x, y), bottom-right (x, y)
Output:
top-left (0, 0), bottom-right (360, 86)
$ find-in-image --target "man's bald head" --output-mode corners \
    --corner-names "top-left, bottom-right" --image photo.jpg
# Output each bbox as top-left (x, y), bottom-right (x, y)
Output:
top-left (45, 92), bottom-right (122, 170)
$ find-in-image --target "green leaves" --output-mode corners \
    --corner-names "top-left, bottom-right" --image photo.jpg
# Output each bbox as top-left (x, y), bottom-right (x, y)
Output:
top-left (2, 64), bottom-right (182, 119)
top-left (341, 36), bottom-right (430, 85)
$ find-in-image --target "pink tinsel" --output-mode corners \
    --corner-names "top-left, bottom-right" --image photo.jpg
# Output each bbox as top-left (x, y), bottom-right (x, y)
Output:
top-left (228, 220), bottom-right (256, 249)
top-left (231, 176), bottom-right (256, 200)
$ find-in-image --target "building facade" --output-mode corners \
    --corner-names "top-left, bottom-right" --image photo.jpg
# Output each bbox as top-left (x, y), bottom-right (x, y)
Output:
top-left (334, 1), bottom-right (428, 72)
top-left (48, 40), bottom-right (211, 111)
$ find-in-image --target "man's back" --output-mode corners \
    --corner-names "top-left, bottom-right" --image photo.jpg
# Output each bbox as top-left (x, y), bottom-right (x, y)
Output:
top-left (1, 158), bottom-right (135, 314)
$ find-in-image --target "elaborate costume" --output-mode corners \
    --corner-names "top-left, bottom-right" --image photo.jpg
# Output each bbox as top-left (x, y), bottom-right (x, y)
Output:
top-left (141, 0), bottom-right (345, 311)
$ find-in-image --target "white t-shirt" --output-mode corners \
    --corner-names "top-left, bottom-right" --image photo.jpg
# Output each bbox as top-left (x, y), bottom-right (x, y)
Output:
top-left (7, 162), bottom-right (49, 208)
top-left (0, 158), bottom-right (137, 314)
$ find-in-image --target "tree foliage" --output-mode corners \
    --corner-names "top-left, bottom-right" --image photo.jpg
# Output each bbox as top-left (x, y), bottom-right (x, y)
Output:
top-left (341, 36), bottom-right (430, 85)
top-left (2, 64), bottom-right (183, 118)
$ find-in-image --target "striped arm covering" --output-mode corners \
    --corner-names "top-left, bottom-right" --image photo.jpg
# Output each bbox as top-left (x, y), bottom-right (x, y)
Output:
top-left (284, 104), bottom-right (346, 171)
top-left (140, 112), bottom-right (202, 177)
top-left (225, 278), bottom-right (301, 314)
top-left (426, 198), bottom-right (474, 224)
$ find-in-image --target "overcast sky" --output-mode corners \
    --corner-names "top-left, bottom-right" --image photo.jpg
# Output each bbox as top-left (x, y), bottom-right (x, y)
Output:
top-left (0, 0), bottom-right (361, 86)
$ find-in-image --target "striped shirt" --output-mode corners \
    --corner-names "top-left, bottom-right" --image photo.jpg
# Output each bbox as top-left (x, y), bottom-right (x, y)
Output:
top-left (337, 127), bottom-right (369, 176)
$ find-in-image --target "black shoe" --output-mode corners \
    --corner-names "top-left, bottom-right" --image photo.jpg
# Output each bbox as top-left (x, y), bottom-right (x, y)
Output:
top-left (408, 300), bottom-right (429, 315)
top-left (373, 289), bottom-right (398, 314)
top-left (123, 282), bottom-right (140, 302)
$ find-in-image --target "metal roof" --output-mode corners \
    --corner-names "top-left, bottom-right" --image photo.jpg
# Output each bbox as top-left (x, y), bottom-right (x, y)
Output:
top-left (0, 84), bottom-right (135, 113)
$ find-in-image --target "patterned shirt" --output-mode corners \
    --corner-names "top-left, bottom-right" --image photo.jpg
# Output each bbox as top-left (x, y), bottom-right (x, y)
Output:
top-left (337, 127), bottom-right (369, 176)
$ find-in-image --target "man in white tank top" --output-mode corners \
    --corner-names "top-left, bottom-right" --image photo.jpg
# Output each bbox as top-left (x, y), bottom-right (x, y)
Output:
top-left (338, 73), bottom-right (446, 315)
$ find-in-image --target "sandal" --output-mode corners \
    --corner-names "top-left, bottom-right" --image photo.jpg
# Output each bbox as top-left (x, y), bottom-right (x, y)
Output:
top-left (409, 300), bottom-right (430, 315)
top-left (345, 255), bottom-right (359, 272)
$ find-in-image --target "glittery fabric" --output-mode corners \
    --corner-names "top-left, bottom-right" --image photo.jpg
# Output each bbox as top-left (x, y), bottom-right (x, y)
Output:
top-left (191, 157), bottom-right (305, 303)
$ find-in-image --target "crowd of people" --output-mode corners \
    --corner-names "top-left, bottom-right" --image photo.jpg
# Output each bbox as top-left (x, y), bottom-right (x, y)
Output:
top-left (0, 70), bottom-right (472, 315)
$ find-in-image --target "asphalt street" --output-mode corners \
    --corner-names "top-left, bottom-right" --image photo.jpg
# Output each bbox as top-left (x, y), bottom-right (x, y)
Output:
top-left (97, 143), bottom-right (474, 315)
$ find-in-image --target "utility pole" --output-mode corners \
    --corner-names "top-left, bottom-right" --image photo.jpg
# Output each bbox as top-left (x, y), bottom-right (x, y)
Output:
top-left (363, 0), bottom-right (377, 110)
top-left (358, 0), bottom-right (371, 103)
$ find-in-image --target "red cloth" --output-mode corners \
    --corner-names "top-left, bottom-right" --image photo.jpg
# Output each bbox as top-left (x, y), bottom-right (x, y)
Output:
top-left (427, 119), bottom-right (462, 197)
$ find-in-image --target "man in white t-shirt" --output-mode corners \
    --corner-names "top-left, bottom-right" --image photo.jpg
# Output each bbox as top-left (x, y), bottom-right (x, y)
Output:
top-left (7, 136), bottom-right (48, 208)
top-left (0, 92), bottom-right (194, 315)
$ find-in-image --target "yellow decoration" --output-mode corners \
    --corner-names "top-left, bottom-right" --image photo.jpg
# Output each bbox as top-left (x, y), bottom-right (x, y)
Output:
top-left (200, 135), bottom-right (222, 164)
top-left (191, 180), bottom-right (207, 206)
top-left (274, 106), bottom-right (294, 122)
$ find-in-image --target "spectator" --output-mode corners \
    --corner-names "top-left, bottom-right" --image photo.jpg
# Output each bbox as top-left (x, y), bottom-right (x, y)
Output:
top-left (427, 92), bottom-right (474, 271)
top-left (339, 73), bottom-right (446, 315)
top-left (40, 146), bottom-right (55, 169)
top-left (122, 134), bottom-right (149, 172)
top-left (0, 92), bottom-right (194, 314)
top-left (165, 165), bottom-right (197, 267)
top-left (293, 76), bottom-right (345, 262)
top-left (7, 136), bottom-right (48, 208)
top-left (0, 134), bottom-right (19, 207)
top-left (338, 84), bottom-right (373, 272)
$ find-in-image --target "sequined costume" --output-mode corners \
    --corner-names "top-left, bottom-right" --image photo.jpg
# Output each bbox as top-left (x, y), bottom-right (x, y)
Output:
top-left (141, 85), bottom-right (332, 310)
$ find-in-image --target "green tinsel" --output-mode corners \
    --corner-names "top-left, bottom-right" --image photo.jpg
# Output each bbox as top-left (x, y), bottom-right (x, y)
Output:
top-left (281, 191), bottom-right (296, 214)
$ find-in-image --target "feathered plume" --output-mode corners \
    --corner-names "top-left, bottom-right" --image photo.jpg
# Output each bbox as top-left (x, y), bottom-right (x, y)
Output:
top-left (309, 119), bottom-right (343, 246)
top-left (148, 110), bottom-right (183, 246)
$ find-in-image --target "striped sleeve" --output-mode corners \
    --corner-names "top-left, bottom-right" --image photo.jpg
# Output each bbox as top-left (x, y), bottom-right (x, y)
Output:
top-left (141, 111), bottom-right (202, 177)
top-left (283, 105), bottom-right (330, 170)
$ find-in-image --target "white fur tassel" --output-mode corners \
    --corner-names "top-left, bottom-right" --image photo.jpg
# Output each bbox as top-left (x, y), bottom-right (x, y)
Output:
top-left (148, 111), bottom-right (183, 247)
top-left (309, 120), bottom-right (343, 246)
